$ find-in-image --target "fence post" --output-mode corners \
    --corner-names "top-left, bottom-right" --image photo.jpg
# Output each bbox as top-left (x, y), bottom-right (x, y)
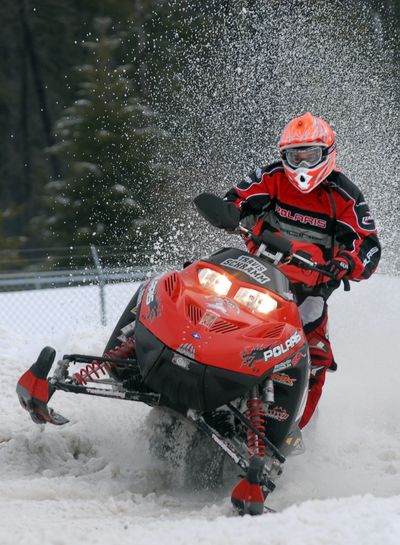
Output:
top-left (90, 244), bottom-right (107, 326)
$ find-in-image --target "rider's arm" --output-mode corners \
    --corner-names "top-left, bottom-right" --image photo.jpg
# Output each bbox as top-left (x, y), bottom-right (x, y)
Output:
top-left (224, 163), bottom-right (278, 219)
top-left (223, 165), bottom-right (275, 254)
top-left (330, 174), bottom-right (381, 281)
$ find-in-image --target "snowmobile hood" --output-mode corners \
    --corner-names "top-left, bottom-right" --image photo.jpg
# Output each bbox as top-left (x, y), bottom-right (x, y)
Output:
top-left (137, 250), bottom-right (305, 378)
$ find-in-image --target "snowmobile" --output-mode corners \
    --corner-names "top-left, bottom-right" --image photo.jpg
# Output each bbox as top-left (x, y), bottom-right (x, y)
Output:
top-left (16, 193), bottom-right (341, 515)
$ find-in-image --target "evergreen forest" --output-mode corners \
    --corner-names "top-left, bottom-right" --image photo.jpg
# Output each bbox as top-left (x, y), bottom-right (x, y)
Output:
top-left (0, 0), bottom-right (399, 271)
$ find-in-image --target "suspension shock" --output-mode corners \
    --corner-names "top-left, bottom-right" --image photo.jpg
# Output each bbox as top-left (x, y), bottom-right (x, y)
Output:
top-left (246, 387), bottom-right (266, 458)
top-left (72, 338), bottom-right (136, 385)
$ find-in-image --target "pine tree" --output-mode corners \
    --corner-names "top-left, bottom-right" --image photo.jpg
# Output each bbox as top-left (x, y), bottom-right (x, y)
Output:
top-left (44, 17), bottom-right (161, 250)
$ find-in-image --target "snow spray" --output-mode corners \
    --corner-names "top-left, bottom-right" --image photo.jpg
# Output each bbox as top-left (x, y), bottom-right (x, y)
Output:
top-left (149, 0), bottom-right (399, 273)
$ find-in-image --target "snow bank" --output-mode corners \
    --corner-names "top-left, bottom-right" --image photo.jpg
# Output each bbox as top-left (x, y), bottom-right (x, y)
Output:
top-left (0, 274), bottom-right (399, 545)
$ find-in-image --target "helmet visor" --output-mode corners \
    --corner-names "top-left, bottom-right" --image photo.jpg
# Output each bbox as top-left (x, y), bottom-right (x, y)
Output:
top-left (283, 146), bottom-right (323, 169)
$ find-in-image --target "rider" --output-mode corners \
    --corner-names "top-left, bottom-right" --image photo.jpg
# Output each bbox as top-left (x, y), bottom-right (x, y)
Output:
top-left (224, 112), bottom-right (381, 428)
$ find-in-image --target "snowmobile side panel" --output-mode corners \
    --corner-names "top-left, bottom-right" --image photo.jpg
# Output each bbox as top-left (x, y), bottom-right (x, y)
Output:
top-left (263, 350), bottom-right (310, 449)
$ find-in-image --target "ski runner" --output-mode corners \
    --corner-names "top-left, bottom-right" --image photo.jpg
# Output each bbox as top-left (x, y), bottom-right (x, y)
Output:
top-left (224, 112), bottom-right (381, 427)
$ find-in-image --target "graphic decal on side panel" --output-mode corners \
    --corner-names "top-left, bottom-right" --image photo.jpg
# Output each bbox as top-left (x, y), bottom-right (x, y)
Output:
top-left (145, 277), bottom-right (161, 320)
top-left (241, 333), bottom-right (304, 370)
top-left (263, 331), bottom-right (302, 362)
top-left (241, 346), bottom-right (267, 369)
top-left (272, 351), bottom-right (306, 373)
top-left (271, 373), bottom-right (296, 387)
top-left (267, 405), bottom-right (290, 422)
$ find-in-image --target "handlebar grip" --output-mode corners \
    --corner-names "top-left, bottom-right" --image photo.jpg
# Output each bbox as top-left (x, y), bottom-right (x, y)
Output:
top-left (316, 266), bottom-right (351, 291)
top-left (317, 266), bottom-right (351, 291)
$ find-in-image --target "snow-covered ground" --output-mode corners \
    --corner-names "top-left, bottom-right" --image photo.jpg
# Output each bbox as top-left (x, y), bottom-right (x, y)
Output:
top-left (0, 274), bottom-right (399, 545)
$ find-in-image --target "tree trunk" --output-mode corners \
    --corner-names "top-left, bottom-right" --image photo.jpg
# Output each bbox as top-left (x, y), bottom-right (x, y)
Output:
top-left (18, 0), bottom-right (61, 180)
top-left (20, 33), bottom-right (32, 215)
top-left (133, 0), bottom-right (148, 94)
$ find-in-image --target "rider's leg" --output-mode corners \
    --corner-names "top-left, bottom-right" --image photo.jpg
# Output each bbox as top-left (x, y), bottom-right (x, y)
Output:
top-left (298, 296), bottom-right (336, 429)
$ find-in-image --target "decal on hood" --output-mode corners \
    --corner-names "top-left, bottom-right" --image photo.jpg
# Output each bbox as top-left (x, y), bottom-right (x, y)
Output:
top-left (241, 331), bottom-right (303, 369)
top-left (144, 276), bottom-right (161, 320)
top-left (221, 255), bottom-right (271, 285)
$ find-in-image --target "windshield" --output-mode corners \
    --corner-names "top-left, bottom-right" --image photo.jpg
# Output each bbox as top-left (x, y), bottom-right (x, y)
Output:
top-left (204, 248), bottom-right (293, 300)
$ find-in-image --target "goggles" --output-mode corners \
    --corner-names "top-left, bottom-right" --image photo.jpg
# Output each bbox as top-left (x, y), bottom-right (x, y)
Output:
top-left (282, 146), bottom-right (324, 169)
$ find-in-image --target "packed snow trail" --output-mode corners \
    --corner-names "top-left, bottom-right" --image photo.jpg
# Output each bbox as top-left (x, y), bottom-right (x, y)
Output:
top-left (0, 274), bottom-right (399, 544)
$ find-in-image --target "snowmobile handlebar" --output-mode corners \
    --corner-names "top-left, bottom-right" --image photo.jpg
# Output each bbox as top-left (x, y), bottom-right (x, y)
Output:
top-left (238, 225), bottom-right (350, 291)
top-left (193, 193), bottom-right (350, 291)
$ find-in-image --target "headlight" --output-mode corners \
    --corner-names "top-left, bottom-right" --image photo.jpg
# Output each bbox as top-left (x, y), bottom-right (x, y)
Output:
top-left (198, 268), bottom-right (232, 296)
top-left (234, 287), bottom-right (277, 314)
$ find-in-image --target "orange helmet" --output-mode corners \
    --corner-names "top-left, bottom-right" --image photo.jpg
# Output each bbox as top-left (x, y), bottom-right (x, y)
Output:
top-left (278, 112), bottom-right (337, 193)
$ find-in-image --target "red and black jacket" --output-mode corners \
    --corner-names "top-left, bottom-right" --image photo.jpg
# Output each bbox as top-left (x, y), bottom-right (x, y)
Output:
top-left (225, 161), bottom-right (381, 290)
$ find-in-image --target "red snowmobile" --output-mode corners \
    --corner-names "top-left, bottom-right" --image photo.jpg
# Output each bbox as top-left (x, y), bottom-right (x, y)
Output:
top-left (16, 194), bottom-right (339, 515)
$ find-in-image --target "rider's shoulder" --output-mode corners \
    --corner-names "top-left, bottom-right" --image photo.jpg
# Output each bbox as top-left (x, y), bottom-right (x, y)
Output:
top-left (325, 169), bottom-right (363, 202)
top-left (252, 161), bottom-right (284, 181)
top-left (262, 161), bottom-right (285, 177)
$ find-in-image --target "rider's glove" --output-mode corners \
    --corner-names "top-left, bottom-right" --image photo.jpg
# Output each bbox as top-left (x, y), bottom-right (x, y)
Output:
top-left (324, 254), bottom-right (353, 281)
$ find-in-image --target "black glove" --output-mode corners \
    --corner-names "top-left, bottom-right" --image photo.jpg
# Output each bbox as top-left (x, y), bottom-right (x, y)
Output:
top-left (193, 193), bottom-right (240, 230)
top-left (324, 254), bottom-right (353, 281)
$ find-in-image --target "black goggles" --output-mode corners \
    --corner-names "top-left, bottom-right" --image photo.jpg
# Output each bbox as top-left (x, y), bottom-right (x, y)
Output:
top-left (281, 144), bottom-right (335, 169)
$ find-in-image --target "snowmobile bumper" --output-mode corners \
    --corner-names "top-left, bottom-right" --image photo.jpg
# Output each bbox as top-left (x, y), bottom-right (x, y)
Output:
top-left (16, 349), bottom-right (161, 426)
top-left (16, 346), bottom-right (69, 425)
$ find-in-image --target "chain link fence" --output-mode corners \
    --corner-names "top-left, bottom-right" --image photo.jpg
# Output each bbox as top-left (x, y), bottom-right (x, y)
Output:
top-left (0, 243), bottom-right (394, 337)
top-left (0, 245), bottom-right (166, 335)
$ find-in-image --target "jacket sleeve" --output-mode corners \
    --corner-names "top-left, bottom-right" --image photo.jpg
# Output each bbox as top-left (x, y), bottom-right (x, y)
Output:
top-left (333, 181), bottom-right (381, 281)
top-left (224, 166), bottom-right (272, 219)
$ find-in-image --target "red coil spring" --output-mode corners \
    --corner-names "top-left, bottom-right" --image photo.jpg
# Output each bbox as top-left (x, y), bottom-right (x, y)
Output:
top-left (73, 338), bottom-right (136, 385)
top-left (246, 397), bottom-right (266, 457)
